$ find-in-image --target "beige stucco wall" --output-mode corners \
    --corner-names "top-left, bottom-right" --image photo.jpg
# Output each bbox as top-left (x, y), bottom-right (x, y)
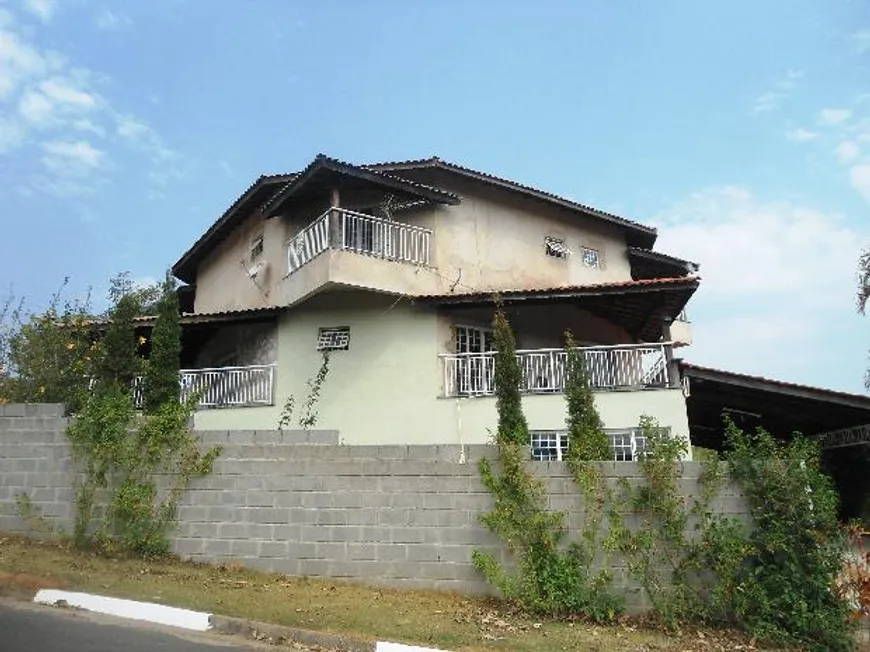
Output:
top-left (194, 211), bottom-right (289, 314)
top-left (193, 292), bottom-right (691, 455)
top-left (191, 175), bottom-right (636, 314)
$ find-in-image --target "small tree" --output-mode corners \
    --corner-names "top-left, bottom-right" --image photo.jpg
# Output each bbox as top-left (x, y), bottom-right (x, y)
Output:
top-left (492, 301), bottom-right (528, 446)
top-left (3, 280), bottom-right (96, 412)
top-left (143, 275), bottom-right (181, 413)
top-left (564, 330), bottom-right (611, 461)
top-left (94, 293), bottom-right (141, 394)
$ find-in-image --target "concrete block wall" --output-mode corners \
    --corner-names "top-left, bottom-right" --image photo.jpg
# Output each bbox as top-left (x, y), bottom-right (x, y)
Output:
top-left (0, 404), bottom-right (750, 612)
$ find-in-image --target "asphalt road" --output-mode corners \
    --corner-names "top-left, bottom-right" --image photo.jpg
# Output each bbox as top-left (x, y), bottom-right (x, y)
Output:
top-left (0, 601), bottom-right (283, 652)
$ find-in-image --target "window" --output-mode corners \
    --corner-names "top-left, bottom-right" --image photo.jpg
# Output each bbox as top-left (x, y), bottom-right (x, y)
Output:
top-left (454, 325), bottom-right (495, 354)
top-left (581, 247), bottom-right (600, 268)
top-left (453, 325), bottom-right (496, 395)
top-left (544, 236), bottom-right (570, 259)
top-left (317, 327), bottom-right (350, 351)
top-left (531, 431), bottom-right (569, 461)
top-left (249, 234), bottom-right (264, 261)
top-left (529, 427), bottom-right (669, 462)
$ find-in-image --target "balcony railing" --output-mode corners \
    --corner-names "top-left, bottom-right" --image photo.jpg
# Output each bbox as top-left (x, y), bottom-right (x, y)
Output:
top-left (132, 364), bottom-right (276, 409)
top-left (286, 207), bottom-right (432, 274)
top-left (440, 343), bottom-right (672, 397)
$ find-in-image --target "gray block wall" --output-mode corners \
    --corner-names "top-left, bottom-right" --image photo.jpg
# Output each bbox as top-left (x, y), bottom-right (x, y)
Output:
top-left (0, 404), bottom-right (750, 612)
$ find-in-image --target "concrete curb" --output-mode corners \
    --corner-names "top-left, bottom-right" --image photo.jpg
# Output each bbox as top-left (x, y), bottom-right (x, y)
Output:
top-left (33, 589), bottom-right (211, 631)
top-left (210, 614), bottom-right (374, 651)
top-left (31, 590), bottom-right (449, 651)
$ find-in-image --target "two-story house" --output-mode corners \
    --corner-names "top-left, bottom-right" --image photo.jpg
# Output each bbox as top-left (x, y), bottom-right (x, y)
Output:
top-left (161, 154), bottom-right (701, 460)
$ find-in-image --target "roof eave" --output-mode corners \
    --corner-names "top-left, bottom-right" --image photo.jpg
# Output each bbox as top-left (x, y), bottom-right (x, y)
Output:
top-left (628, 247), bottom-right (699, 272)
top-left (264, 155), bottom-right (460, 218)
top-left (412, 278), bottom-right (699, 306)
top-left (678, 362), bottom-right (870, 411)
top-left (171, 174), bottom-right (294, 283)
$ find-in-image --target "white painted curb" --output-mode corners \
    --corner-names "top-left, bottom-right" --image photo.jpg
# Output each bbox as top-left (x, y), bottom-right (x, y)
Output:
top-left (375, 643), bottom-right (449, 652)
top-left (33, 589), bottom-right (212, 632)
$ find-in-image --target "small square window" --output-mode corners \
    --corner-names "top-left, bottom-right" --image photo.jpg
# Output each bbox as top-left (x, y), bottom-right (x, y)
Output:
top-left (582, 247), bottom-right (600, 268)
top-left (544, 237), bottom-right (570, 259)
top-left (317, 327), bottom-right (350, 351)
top-left (249, 235), bottom-right (264, 261)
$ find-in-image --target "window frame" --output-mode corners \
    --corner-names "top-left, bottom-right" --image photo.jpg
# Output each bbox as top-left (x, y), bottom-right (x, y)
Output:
top-left (544, 236), bottom-right (570, 259)
top-left (581, 246), bottom-right (600, 268)
top-left (317, 327), bottom-right (350, 351)
top-left (528, 427), bottom-right (671, 462)
top-left (249, 234), bottom-right (264, 262)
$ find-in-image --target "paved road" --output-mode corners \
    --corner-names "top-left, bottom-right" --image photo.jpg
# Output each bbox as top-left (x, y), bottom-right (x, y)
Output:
top-left (0, 601), bottom-right (283, 652)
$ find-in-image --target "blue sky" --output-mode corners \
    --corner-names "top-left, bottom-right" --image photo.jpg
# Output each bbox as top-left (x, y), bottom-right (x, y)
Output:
top-left (0, 0), bottom-right (868, 392)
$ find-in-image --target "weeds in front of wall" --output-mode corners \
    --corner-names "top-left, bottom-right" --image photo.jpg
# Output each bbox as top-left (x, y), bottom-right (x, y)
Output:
top-left (277, 351), bottom-right (330, 432)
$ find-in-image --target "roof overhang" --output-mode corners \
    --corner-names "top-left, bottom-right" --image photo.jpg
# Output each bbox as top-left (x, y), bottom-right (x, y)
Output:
top-left (366, 158), bottom-right (659, 249)
top-left (171, 174), bottom-right (296, 284)
top-left (131, 306), bottom-right (287, 329)
top-left (629, 247), bottom-right (699, 280)
top-left (263, 155), bottom-right (460, 218)
top-left (413, 277), bottom-right (699, 341)
top-left (679, 361), bottom-right (870, 448)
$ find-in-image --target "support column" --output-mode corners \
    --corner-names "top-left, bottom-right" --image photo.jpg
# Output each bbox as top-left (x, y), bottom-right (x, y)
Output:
top-left (329, 188), bottom-right (341, 248)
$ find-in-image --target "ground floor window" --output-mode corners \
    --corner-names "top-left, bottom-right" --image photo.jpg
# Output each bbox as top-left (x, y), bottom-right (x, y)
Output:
top-left (529, 427), bottom-right (670, 462)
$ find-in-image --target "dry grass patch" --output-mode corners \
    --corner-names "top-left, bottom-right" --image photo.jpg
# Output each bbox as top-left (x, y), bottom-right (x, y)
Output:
top-left (0, 534), bottom-right (767, 651)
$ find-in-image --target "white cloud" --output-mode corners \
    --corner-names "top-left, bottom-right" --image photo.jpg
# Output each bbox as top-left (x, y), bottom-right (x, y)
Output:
top-left (655, 186), bottom-right (867, 382)
top-left (850, 165), bottom-right (870, 203)
top-left (95, 8), bottom-right (131, 31)
top-left (819, 108), bottom-right (852, 125)
top-left (836, 140), bottom-right (861, 163)
top-left (41, 139), bottom-right (104, 174)
top-left (23, 0), bottom-right (56, 23)
top-left (853, 30), bottom-right (870, 54)
top-left (17, 87), bottom-right (53, 124)
top-left (0, 116), bottom-right (23, 152)
top-left (39, 78), bottom-right (98, 109)
top-left (0, 9), bottom-right (182, 195)
top-left (785, 128), bottom-right (817, 142)
top-left (752, 70), bottom-right (802, 113)
top-left (0, 25), bottom-right (53, 98)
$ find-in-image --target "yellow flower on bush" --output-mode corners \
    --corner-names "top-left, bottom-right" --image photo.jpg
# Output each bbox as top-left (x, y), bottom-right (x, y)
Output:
top-left (138, 336), bottom-right (147, 345)
top-left (39, 386), bottom-right (45, 394)
top-left (66, 342), bottom-right (75, 350)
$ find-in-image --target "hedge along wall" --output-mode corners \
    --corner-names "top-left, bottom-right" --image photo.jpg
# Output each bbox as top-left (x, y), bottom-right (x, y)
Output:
top-left (0, 404), bottom-right (749, 613)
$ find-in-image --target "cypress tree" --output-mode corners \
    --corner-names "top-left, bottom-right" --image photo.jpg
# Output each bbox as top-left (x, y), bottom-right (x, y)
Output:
top-left (564, 330), bottom-right (611, 461)
top-left (143, 275), bottom-right (181, 413)
top-left (95, 294), bottom-right (141, 394)
top-left (492, 301), bottom-right (528, 446)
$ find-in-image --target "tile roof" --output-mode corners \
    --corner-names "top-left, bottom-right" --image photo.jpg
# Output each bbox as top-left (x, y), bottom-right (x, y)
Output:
top-left (679, 362), bottom-right (870, 406)
top-left (131, 305), bottom-right (288, 328)
top-left (413, 276), bottom-right (700, 302)
top-left (364, 157), bottom-right (657, 246)
top-left (260, 154), bottom-right (460, 216)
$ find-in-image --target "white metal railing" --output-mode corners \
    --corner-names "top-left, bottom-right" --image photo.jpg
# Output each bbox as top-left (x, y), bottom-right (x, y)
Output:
top-left (286, 212), bottom-right (330, 273)
top-left (285, 207), bottom-right (432, 274)
top-left (440, 343), bottom-right (672, 397)
top-left (132, 364), bottom-right (276, 409)
top-left (338, 208), bottom-right (431, 265)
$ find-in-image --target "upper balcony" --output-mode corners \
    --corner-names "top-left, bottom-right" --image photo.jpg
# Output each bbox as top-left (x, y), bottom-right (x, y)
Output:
top-left (286, 207), bottom-right (433, 274)
top-left (277, 207), bottom-right (442, 306)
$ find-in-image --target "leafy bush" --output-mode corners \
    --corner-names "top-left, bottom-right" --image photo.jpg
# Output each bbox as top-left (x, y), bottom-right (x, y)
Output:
top-left (721, 419), bottom-right (855, 651)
